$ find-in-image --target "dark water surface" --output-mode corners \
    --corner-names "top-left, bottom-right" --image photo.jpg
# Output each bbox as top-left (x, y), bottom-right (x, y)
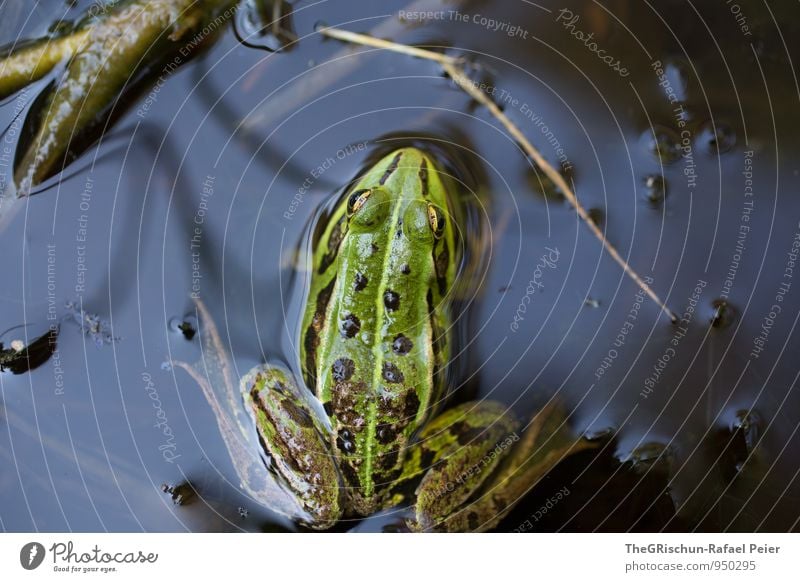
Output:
top-left (1, 0), bottom-right (799, 532)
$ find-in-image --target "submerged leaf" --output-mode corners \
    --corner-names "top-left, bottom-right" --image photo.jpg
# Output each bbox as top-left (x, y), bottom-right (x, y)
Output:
top-left (1, 0), bottom-right (238, 195)
top-left (0, 326), bottom-right (59, 374)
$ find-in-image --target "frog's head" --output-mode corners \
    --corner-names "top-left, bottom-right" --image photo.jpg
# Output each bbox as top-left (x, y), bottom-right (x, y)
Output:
top-left (345, 147), bottom-right (456, 256)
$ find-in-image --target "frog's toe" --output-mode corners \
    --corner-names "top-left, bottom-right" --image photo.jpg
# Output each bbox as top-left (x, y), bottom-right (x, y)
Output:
top-left (243, 365), bottom-right (343, 529)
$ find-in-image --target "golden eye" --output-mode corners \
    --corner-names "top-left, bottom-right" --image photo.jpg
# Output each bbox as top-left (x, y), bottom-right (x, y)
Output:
top-left (427, 204), bottom-right (446, 239)
top-left (347, 189), bottom-right (372, 216)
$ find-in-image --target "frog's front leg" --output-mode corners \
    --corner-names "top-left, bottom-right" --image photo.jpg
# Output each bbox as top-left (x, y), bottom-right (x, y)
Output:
top-left (406, 401), bottom-right (592, 532)
top-left (242, 365), bottom-right (342, 529)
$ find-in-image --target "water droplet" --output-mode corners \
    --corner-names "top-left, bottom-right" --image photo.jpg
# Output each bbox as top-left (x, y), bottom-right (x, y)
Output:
top-left (643, 174), bottom-right (668, 205)
top-left (697, 121), bottom-right (736, 155)
top-left (642, 126), bottom-right (682, 164)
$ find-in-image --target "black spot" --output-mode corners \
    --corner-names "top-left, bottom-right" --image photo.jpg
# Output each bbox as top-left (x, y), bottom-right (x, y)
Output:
top-left (427, 289), bottom-right (446, 359)
top-left (376, 423), bottom-right (396, 444)
top-left (336, 429), bottom-right (355, 455)
top-left (354, 271), bottom-right (368, 291)
top-left (281, 398), bottom-right (313, 427)
top-left (419, 158), bottom-right (429, 196)
top-left (435, 244), bottom-right (449, 296)
top-left (331, 358), bottom-right (355, 382)
top-left (382, 362), bottom-right (404, 383)
top-left (400, 264), bottom-right (411, 275)
top-left (340, 313), bottom-right (361, 338)
top-left (403, 390), bottom-right (420, 418)
top-left (318, 214), bottom-right (347, 275)
top-left (323, 401), bottom-right (333, 416)
top-left (392, 334), bottom-right (413, 355)
top-left (384, 290), bottom-right (400, 311)
top-left (379, 449), bottom-right (399, 470)
top-left (456, 425), bottom-right (486, 446)
top-left (380, 151), bottom-right (403, 185)
top-left (340, 461), bottom-right (360, 486)
top-left (370, 242), bottom-right (379, 255)
top-left (467, 512), bottom-right (480, 530)
top-left (303, 277), bottom-right (336, 387)
top-left (420, 448), bottom-right (436, 469)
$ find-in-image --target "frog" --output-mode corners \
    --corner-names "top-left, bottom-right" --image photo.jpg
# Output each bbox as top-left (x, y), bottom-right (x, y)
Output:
top-left (238, 147), bottom-right (592, 531)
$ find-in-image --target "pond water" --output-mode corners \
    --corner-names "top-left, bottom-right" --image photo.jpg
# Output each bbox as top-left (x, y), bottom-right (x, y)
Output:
top-left (1, 0), bottom-right (798, 532)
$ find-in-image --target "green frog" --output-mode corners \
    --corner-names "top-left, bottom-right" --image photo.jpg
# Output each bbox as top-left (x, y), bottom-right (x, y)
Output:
top-left (239, 147), bottom-right (591, 531)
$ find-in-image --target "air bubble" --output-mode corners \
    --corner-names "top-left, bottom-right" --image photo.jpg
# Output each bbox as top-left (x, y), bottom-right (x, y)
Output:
top-left (642, 126), bottom-right (682, 164)
top-left (643, 174), bottom-right (667, 205)
top-left (697, 121), bottom-right (736, 155)
top-left (710, 299), bottom-right (736, 328)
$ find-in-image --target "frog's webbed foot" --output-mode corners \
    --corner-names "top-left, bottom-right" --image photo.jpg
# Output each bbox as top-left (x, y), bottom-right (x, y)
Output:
top-left (243, 364), bottom-right (343, 530)
top-left (174, 298), bottom-right (322, 529)
top-left (0, 0), bottom-right (235, 195)
top-left (407, 400), bottom-right (594, 532)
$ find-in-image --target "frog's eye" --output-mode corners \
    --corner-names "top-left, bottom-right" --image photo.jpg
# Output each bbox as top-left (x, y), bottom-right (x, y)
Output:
top-left (427, 204), bottom-right (446, 239)
top-left (347, 188), bottom-right (372, 216)
top-left (348, 187), bottom-right (391, 229)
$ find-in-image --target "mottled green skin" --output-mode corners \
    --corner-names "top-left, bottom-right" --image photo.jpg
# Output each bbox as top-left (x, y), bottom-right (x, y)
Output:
top-left (300, 147), bottom-right (457, 511)
top-left (244, 148), bottom-right (592, 531)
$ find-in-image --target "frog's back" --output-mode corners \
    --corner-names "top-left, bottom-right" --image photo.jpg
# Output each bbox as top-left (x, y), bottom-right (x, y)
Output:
top-left (300, 147), bottom-right (457, 511)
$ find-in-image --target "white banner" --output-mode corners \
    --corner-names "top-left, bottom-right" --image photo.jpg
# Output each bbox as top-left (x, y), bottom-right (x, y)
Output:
top-left (1, 533), bottom-right (798, 581)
